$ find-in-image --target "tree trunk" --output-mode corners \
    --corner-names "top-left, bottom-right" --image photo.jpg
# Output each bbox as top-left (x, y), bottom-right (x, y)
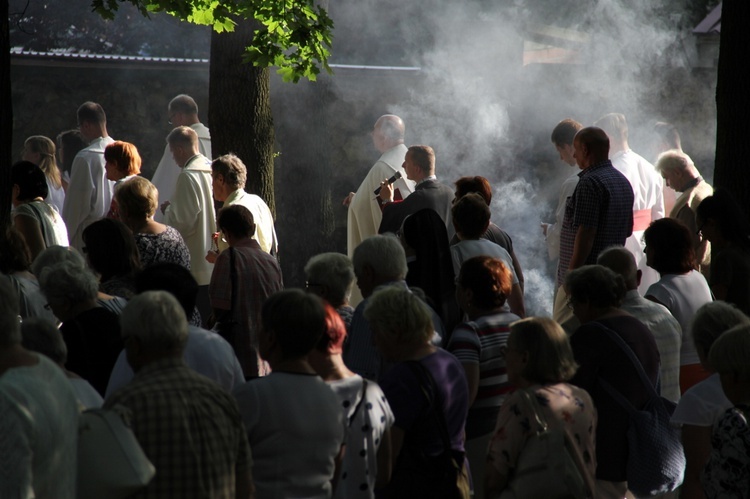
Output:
top-left (1, 0), bottom-right (12, 227)
top-left (209, 20), bottom-right (275, 214)
top-left (713, 0), bottom-right (750, 208)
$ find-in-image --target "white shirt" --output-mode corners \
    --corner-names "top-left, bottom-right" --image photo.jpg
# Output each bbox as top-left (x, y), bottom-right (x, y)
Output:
top-left (450, 238), bottom-right (519, 284)
top-left (105, 325), bottom-right (245, 397)
top-left (152, 122), bottom-right (212, 222)
top-left (646, 270), bottom-right (713, 366)
top-left (218, 189), bottom-right (278, 255)
top-left (62, 136), bottom-right (115, 251)
top-left (45, 178), bottom-right (66, 215)
top-left (164, 154), bottom-right (216, 285)
top-left (671, 373), bottom-right (732, 428)
top-left (620, 290), bottom-right (682, 402)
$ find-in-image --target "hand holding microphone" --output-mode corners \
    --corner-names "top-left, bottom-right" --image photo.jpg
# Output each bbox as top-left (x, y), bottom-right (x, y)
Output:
top-left (374, 171), bottom-right (402, 196)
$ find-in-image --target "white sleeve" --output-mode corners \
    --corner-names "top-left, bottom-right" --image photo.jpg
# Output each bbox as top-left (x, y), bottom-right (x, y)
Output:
top-left (62, 155), bottom-right (94, 247)
top-left (105, 350), bottom-right (134, 398)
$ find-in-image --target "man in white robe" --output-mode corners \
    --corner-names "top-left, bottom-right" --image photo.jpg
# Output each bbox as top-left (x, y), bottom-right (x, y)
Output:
top-left (152, 94), bottom-right (211, 222)
top-left (62, 102), bottom-right (115, 251)
top-left (595, 113), bottom-right (665, 295)
top-left (343, 115), bottom-right (414, 305)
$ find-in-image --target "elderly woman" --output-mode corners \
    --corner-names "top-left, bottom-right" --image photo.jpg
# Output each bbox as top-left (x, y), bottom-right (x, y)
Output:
top-left (304, 252), bottom-right (356, 331)
top-left (701, 324), bottom-right (750, 497)
top-left (447, 256), bottom-right (520, 496)
top-left (234, 289), bottom-right (346, 498)
top-left (104, 140), bottom-right (142, 219)
top-left (0, 278), bottom-right (79, 498)
top-left (37, 255), bottom-right (122, 395)
top-left (486, 317), bottom-right (596, 498)
top-left (82, 218), bottom-right (142, 299)
top-left (0, 227), bottom-right (57, 323)
top-left (671, 302), bottom-right (750, 499)
top-left (644, 218), bottom-right (713, 392)
top-left (366, 286), bottom-right (470, 498)
top-left (566, 265), bottom-right (660, 497)
top-left (22, 135), bottom-right (66, 214)
top-left (11, 161), bottom-right (69, 260)
top-left (400, 208), bottom-right (461, 334)
top-left (115, 176), bottom-right (191, 269)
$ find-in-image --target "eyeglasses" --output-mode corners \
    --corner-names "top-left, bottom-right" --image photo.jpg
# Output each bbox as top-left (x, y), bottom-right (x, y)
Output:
top-left (305, 281), bottom-right (322, 290)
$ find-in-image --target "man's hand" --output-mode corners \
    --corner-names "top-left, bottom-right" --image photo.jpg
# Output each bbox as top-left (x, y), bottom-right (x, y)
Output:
top-left (160, 200), bottom-right (171, 215)
top-left (378, 179), bottom-right (394, 203)
top-left (342, 192), bottom-right (355, 207)
top-left (205, 250), bottom-right (219, 264)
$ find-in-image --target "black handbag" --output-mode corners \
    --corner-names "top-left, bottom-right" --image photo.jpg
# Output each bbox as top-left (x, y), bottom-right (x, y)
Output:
top-left (379, 360), bottom-right (470, 499)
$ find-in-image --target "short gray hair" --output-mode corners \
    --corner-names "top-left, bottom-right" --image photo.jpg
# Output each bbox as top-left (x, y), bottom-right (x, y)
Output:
top-left (121, 291), bottom-right (188, 353)
top-left (304, 252), bottom-right (355, 306)
top-left (21, 318), bottom-right (67, 364)
top-left (709, 324), bottom-right (750, 381)
top-left (0, 276), bottom-right (22, 346)
top-left (352, 235), bottom-right (407, 281)
top-left (656, 149), bottom-right (694, 173)
top-left (39, 260), bottom-right (99, 306)
top-left (692, 302), bottom-right (750, 357)
top-left (31, 245), bottom-right (85, 277)
top-left (364, 286), bottom-right (434, 358)
top-left (597, 246), bottom-right (638, 289)
top-left (211, 153), bottom-right (247, 191)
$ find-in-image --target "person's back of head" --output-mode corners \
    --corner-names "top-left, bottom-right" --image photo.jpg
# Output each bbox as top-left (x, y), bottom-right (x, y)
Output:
top-left (218, 205), bottom-right (256, 240)
top-left (457, 256), bottom-right (512, 310)
top-left (104, 141), bottom-right (142, 177)
top-left (0, 276), bottom-right (22, 346)
top-left (304, 252), bottom-right (355, 308)
top-left (121, 291), bottom-right (189, 364)
top-left (408, 145), bottom-right (435, 175)
top-left (643, 218), bottom-right (696, 274)
top-left (565, 264), bottom-right (626, 309)
top-left (115, 176), bottom-right (159, 221)
top-left (57, 129), bottom-right (87, 176)
top-left (261, 289), bottom-right (327, 361)
top-left (452, 192), bottom-right (491, 240)
top-left (82, 218), bottom-right (142, 281)
top-left (77, 102), bottom-right (107, 127)
top-left (31, 245), bottom-right (86, 278)
top-left (594, 113), bottom-right (628, 143)
top-left (0, 226), bottom-right (33, 274)
top-left (692, 302), bottom-right (750, 365)
top-left (597, 246), bottom-right (639, 290)
top-left (21, 318), bottom-right (68, 366)
top-left (709, 324), bottom-right (750, 383)
top-left (696, 189), bottom-right (750, 247)
top-left (23, 136), bottom-right (61, 189)
top-left (508, 317), bottom-right (578, 384)
top-left (314, 303), bottom-right (348, 355)
top-left (551, 119), bottom-right (583, 147)
top-left (135, 263), bottom-right (199, 319)
top-left (211, 154), bottom-right (247, 192)
top-left (654, 122), bottom-right (682, 151)
top-left (575, 127), bottom-right (610, 163)
top-left (352, 235), bottom-right (408, 283)
top-left (454, 176), bottom-right (493, 205)
top-left (167, 126), bottom-right (199, 152)
top-left (11, 160), bottom-right (49, 202)
top-left (363, 286), bottom-right (434, 359)
top-left (169, 94), bottom-right (199, 116)
top-left (656, 149), bottom-right (695, 175)
top-left (374, 115), bottom-right (405, 150)
top-left (38, 259), bottom-right (99, 312)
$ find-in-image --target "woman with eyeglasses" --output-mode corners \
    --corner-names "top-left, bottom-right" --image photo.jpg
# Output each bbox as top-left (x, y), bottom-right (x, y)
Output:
top-left (696, 189), bottom-right (750, 317)
top-left (644, 217), bottom-right (713, 393)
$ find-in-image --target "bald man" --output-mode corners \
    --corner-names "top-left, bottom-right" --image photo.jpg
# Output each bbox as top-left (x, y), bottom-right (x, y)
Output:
top-left (553, 127), bottom-right (634, 326)
top-left (344, 115), bottom-right (414, 260)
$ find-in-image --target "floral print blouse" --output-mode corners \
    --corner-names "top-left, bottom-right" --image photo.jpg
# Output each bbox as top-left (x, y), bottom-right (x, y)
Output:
top-left (702, 406), bottom-right (750, 498)
top-left (487, 383), bottom-right (597, 488)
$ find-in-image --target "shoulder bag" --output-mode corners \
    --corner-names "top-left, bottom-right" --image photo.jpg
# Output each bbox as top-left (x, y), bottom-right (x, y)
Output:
top-left (501, 388), bottom-right (593, 499)
top-left (77, 405), bottom-right (155, 499)
top-left (597, 326), bottom-right (685, 496)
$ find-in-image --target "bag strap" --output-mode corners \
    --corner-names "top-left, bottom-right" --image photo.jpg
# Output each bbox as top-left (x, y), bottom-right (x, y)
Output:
top-left (26, 202), bottom-right (48, 243)
top-left (404, 360), bottom-right (453, 456)
top-left (517, 389), bottom-right (550, 432)
top-left (595, 323), bottom-right (660, 410)
top-left (348, 378), bottom-right (369, 427)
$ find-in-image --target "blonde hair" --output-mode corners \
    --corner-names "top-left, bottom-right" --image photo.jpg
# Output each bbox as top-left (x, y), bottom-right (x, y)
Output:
top-left (364, 286), bottom-right (434, 359)
top-left (24, 135), bottom-right (62, 189)
top-left (709, 324), bottom-right (750, 382)
top-left (509, 317), bottom-right (579, 383)
top-left (115, 176), bottom-right (159, 219)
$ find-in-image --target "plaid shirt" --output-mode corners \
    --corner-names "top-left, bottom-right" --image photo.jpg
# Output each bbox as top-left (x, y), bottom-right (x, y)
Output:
top-left (209, 238), bottom-right (284, 377)
top-left (105, 359), bottom-right (251, 499)
top-left (557, 159), bottom-right (634, 287)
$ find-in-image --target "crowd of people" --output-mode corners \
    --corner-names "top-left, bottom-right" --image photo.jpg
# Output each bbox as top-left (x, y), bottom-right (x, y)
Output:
top-left (2, 103), bottom-right (750, 499)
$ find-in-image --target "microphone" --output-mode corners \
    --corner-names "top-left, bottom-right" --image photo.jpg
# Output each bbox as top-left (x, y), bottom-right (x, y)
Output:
top-left (374, 171), bottom-right (402, 195)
